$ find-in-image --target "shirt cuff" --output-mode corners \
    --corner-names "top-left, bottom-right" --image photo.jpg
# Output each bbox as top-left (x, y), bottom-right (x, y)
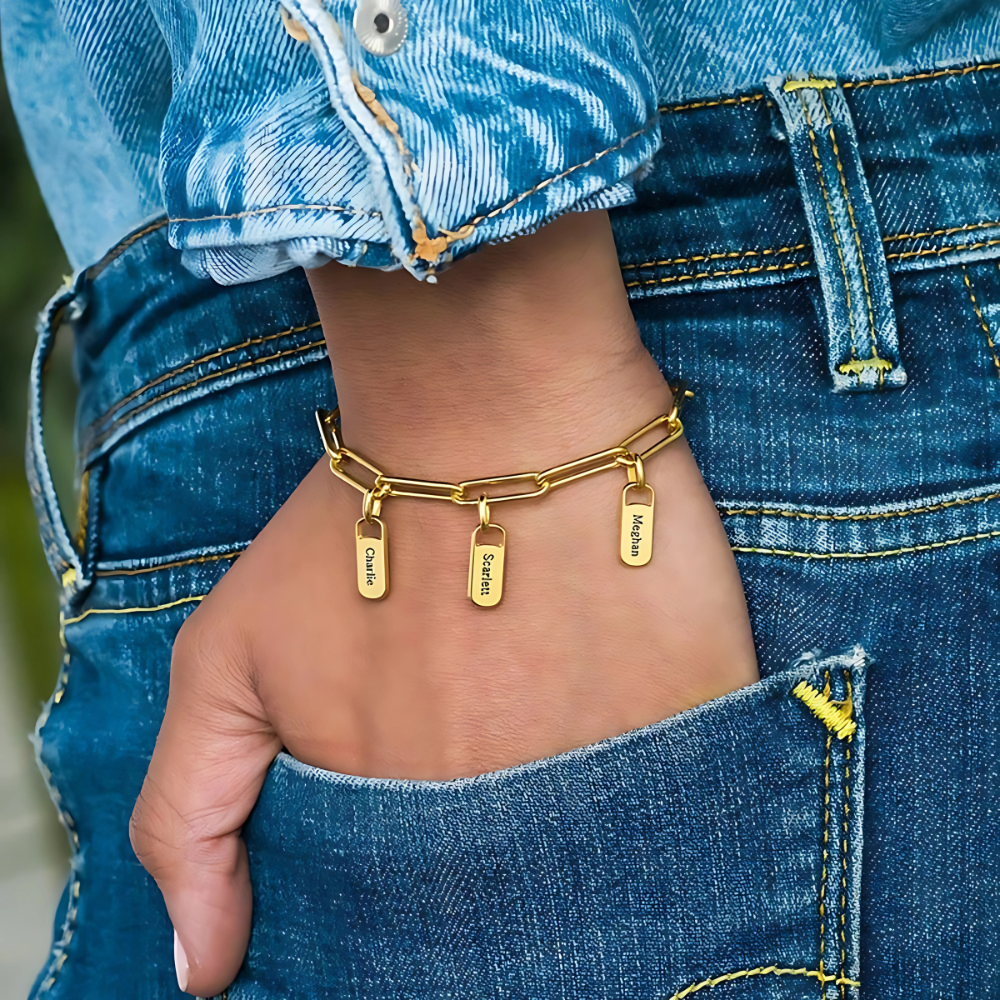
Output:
top-left (167, 0), bottom-right (661, 283)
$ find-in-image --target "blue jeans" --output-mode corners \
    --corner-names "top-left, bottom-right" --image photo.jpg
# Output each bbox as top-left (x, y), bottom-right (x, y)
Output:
top-left (28, 61), bottom-right (1000, 999)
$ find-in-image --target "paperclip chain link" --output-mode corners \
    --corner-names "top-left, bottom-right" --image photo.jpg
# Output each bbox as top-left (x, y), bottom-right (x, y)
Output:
top-left (316, 384), bottom-right (692, 509)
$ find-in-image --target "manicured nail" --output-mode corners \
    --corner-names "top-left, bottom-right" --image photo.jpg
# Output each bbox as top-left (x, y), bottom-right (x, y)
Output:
top-left (174, 929), bottom-right (190, 992)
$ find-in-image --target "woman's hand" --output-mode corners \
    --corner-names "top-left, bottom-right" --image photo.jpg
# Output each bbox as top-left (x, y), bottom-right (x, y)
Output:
top-left (129, 211), bottom-right (758, 996)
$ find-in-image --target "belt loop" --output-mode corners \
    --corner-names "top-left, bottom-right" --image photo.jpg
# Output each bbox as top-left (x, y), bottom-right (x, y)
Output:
top-left (768, 74), bottom-right (907, 392)
top-left (26, 272), bottom-right (93, 606)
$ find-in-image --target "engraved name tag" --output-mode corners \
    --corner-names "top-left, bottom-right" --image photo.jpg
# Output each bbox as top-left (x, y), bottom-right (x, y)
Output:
top-left (356, 518), bottom-right (389, 599)
top-left (620, 485), bottom-right (654, 566)
top-left (468, 525), bottom-right (506, 608)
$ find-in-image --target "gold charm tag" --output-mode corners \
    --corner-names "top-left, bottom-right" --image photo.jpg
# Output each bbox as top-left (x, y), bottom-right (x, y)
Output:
top-left (356, 518), bottom-right (389, 599)
top-left (468, 524), bottom-right (506, 607)
top-left (620, 483), bottom-right (654, 566)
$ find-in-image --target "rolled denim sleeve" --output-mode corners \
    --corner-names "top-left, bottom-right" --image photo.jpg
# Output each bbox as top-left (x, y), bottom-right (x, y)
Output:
top-left (160, 0), bottom-right (662, 282)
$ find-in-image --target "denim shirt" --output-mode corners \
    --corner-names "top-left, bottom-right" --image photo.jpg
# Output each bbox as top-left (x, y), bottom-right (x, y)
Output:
top-left (2, 0), bottom-right (998, 283)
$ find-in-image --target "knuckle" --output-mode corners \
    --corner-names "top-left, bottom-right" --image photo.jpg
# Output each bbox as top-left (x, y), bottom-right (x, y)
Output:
top-left (171, 602), bottom-right (249, 682)
top-left (128, 788), bottom-right (173, 875)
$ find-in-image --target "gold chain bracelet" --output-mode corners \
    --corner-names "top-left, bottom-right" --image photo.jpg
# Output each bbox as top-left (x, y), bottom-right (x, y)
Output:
top-left (315, 384), bottom-right (693, 606)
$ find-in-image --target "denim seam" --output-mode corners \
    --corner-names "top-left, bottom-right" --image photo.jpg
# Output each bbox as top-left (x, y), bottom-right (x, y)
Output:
top-left (73, 469), bottom-right (90, 553)
top-left (35, 871), bottom-right (80, 994)
top-left (170, 203), bottom-right (383, 225)
top-left (842, 59), bottom-right (1000, 90)
top-left (90, 320), bottom-right (323, 429)
top-left (732, 529), bottom-right (1000, 558)
top-left (349, 73), bottom-right (450, 265)
top-left (884, 220), bottom-right (1000, 242)
top-left (818, 91), bottom-right (880, 359)
top-left (346, 71), bottom-right (658, 266)
top-left (94, 549), bottom-right (244, 577)
top-left (797, 93), bottom-right (861, 361)
top-left (886, 237), bottom-right (1000, 261)
top-left (658, 93), bottom-right (765, 114)
top-left (658, 59), bottom-right (1000, 120)
top-left (666, 966), bottom-right (859, 999)
top-left (820, 722), bottom-right (832, 978)
top-left (620, 242), bottom-right (809, 271)
top-left (33, 634), bottom-right (82, 994)
top-left (89, 339), bottom-right (327, 450)
top-left (623, 259), bottom-right (811, 288)
top-left (621, 228), bottom-right (1000, 291)
top-left (961, 268), bottom-right (1000, 375)
top-left (84, 518), bottom-right (1000, 583)
top-left (839, 672), bottom-right (855, 1000)
top-left (430, 121), bottom-right (657, 262)
top-left (86, 218), bottom-right (170, 280)
top-left (61, 595), bottom-right (205, 626)
top-left (721, 490), bottom-right (1000, 520)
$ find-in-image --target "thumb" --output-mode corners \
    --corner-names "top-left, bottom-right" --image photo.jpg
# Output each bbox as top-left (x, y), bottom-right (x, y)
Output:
top-left (130, 613), bottom-right (281, 997)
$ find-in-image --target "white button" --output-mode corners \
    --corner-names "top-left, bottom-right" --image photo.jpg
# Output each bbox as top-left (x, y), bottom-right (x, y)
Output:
top-left (353, 0), bottom-right (407, 55)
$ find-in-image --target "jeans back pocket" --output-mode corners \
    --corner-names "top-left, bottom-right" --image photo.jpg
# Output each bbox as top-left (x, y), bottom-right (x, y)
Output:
top-left (236, 648), bottom-right (868, 1000)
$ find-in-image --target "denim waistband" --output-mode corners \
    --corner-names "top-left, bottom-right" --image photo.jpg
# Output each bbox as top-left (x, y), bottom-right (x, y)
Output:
top-left (614, 59), bottom-right (1000, 390)
top-left (62, 57), bottom-right (1000, 435)
top-left (27, 56), bottom-right (1000, 601)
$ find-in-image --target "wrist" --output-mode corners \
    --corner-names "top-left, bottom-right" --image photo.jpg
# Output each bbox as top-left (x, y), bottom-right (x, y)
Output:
top-left (307, 211), bottom-right (671, 480)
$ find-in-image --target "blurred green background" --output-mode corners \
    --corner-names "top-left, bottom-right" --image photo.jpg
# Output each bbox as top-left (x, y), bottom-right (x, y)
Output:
top-left (0, 40), bottom-right (77, 999)
top-left (0, 50), bottom-right (75, 717)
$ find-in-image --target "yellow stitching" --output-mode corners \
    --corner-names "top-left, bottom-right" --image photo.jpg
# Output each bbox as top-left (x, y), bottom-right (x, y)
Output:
top-left (90, 339), bottom-right (327, 449)
top-left (840, 671), bottom-right (854, 1000)
top-left (667, 966), bottom-right (859, 1000)
top-left (86, 219), bottom-right (171, 279)
top-left (836, 355), bottom-right (893, 377)
top-left (798, 94), bottom-right (860, 362)
top-left (785, 78), bottom-right (838, 91)
top-left (620, 226), bottom-right (1000, 286)
top-left (962, 269), bottom-right (1000, 375)
top-left (620, 243), bottom-right (808, 271)
top-left (91, 320), bottom-right (322, 428)
top-left (61, 595), bottom-right (205, 626)
top-left (624, 259), bottom-right (811, 288)
top-left (885, 237), bottom-right (1000, 260)
top-left (36, 870), bottom-right (81, 994)
top-left (454, 126), bottom-right (654, 247)
top-left (819, 675), bottom-right (832, 978)
top-left (95, 549), bottom-right (245, 578)
top-left (350, 73), bottom-right (460, 265)
top-left (657, 60), bottom-right (1000, 118)
top-left (843, 59), bottom-right (1000, 89)
top-left (733, 529), bottom-right (1000, 559)
top-left (884, 220), bottom-right (1000, 243)
top-left (169, 203), bottom-right (380, 224)
top-left (73, 469), bottom-right (90, 553)
top-left (105, 219), bottom-right (168, 254)
top-left (793, 681), bottom-right (857, 739)
top-left (721, 490), bottom-right (1000, 520)
top-left (658, 93), bottom-right (764, 113)
top-left (34, 639), bottom-right (82, 996)
top-left (819, 91), bottom-right (884, 368)
top-left (354, 73), bottom-right (655, 265)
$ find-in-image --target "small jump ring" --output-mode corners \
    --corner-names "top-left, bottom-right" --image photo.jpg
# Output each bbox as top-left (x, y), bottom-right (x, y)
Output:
top-left (363, 488), bottom-right (383, 523)
top-left (627, 453), bottom-right (646, 490)
top-left (478, 494), bottom-right (490, 531)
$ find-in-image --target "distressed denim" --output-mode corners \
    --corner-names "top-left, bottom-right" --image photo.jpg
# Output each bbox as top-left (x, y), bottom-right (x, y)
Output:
top-left (24, 54), bottom-right (1000, 998)
top-left (4, 0), bottom-right (1000, 283)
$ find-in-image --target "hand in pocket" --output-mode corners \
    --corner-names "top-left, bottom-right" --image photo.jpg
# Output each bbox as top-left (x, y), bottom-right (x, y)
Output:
top-left (129, 211), bottom-right (758, 996)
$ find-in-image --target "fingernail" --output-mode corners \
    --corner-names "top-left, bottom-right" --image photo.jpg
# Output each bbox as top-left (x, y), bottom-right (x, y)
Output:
top-left (174, 929), bottom-right (190, 992)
